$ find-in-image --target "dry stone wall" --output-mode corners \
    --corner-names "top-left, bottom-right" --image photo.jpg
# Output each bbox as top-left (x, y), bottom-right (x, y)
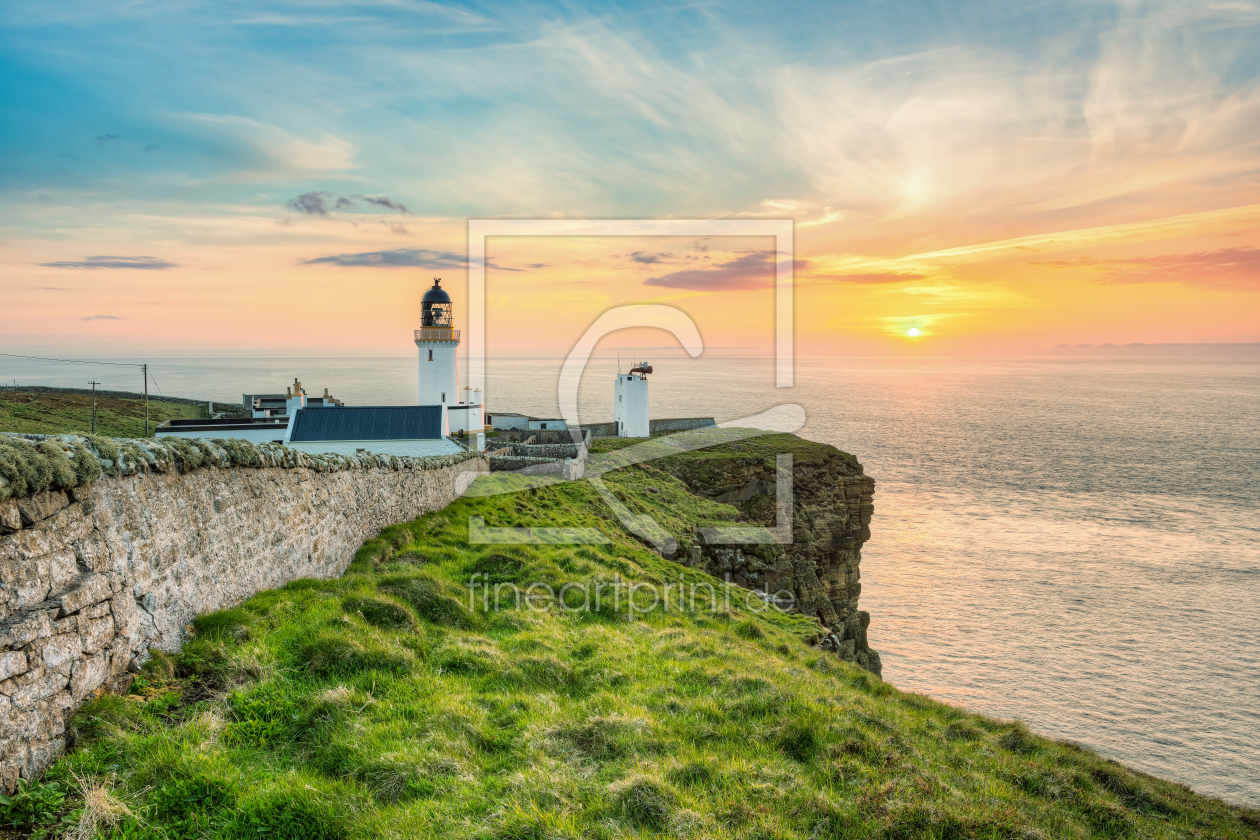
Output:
top-left (0, 434), bottom-right (487, 791)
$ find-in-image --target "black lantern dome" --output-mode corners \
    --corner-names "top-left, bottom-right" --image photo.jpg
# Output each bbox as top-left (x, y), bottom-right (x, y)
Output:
top-left (421, 278), bottom-right (453, 327)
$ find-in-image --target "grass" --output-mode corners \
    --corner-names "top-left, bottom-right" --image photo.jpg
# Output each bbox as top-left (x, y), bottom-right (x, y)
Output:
top-left (17, 462), bottom-right (1260, 839)
top-left (0, 389), bottom-right (209, 439)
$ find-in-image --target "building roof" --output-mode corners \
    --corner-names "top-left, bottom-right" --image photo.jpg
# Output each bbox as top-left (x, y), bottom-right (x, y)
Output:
top-left (157, 418), bottom-right (290, 433)
top-left (421, 278), bottom-right (451, 304)
top-left (289, 405), bottom-right (443, 442)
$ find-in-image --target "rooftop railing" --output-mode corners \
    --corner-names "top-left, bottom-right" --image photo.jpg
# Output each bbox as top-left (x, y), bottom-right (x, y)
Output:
top-left (414, 328), bottom-right (460, 342)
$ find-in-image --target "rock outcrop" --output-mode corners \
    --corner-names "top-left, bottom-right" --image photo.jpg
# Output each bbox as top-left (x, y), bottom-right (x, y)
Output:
top-left (657, 434), bottom-right (880, 676)
top-left (0, 434), bottom-right (486, 791)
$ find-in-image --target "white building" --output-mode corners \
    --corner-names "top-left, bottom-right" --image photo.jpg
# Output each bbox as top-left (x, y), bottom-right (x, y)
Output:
top-left (415, 278), bottom-right (483, 435)
top-left (614, 362), bottom-right (651, 437)
top-left (156, 378), bottom-right (332, 443)
top-left (244, 381), bottom-right (342, 418)
top-left (155, 417), bottom-right (291, 444)
top-left (485, 412), bottom-right (568, 431)
top-left (487, 412), bottom-right (529, 431)
top-left (283, 405), bottom-right (463, 457)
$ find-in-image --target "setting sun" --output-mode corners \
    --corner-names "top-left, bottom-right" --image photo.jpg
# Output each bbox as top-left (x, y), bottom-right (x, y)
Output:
top-left (908, 328), bottom-right (921, 337)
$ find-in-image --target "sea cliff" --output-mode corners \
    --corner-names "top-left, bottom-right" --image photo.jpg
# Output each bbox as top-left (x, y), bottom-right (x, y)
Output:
top-left (649, 434), bottom-right (880, 675)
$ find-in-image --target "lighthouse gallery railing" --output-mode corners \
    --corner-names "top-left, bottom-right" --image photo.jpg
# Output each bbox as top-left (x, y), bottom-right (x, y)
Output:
top-left (414, 328), bottom-right (461, 342)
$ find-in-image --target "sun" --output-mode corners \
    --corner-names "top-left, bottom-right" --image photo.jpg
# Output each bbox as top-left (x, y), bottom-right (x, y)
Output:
top-left (907, 327), bottom-right (921, 337)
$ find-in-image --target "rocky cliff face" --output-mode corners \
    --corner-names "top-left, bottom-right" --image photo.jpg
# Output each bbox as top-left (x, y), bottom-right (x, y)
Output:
top-left (657, 434), bottom-right (880, 676)
top-left (0, 436), bottom-right (486, 792)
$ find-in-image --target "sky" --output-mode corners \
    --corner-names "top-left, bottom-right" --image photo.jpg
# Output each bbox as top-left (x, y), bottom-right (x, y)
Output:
top-left (2, 0), bottom-right (1259, 358)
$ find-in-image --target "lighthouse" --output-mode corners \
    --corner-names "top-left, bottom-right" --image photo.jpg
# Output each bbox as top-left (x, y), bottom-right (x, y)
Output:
top-left (613, 361), bottom-right (651, 437)
top-left (415, 278), bottom-right (460, 434)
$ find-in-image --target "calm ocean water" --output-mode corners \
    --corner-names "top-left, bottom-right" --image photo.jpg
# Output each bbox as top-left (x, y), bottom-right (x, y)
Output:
top-left (4, 351), bottom-right (1258, 805)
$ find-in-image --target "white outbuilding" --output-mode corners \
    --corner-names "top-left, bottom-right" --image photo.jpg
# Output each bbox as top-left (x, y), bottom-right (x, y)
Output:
top-left (613, 362), bottom-right (651, 437)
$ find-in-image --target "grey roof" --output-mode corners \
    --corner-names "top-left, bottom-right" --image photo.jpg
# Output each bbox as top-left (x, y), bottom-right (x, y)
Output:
top-left (289, 406), bottom-right (443, 442)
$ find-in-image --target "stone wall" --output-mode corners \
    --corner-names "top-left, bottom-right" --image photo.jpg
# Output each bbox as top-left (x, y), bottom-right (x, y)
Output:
top-left (494, 443), bottom-right (582, 460)
top-left (0, 436), bottom-right (487, 790)
top-left (487, 455), bottom-right (562, 473)
top-left (585, 417), bottom-right (717, 437)
top-left (649, 417), bottom-right (718, 434)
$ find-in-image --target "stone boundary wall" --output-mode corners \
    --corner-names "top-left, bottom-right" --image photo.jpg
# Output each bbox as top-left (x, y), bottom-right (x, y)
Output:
top-left (649, 417), bottom-right (718, 434)
top-left (0, 433), bottom-right (487, 790)
top-left (495, 443), bottom-right (582, 459)
top-left (491, 428), bottom-right (592, 445)
top-left (585, 417), bottom-right (717, 438)
top-left (487, 455), bottom-right (563, 473)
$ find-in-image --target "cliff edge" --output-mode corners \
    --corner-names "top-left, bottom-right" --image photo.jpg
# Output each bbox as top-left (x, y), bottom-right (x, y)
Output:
top-left (651, 433), bottom-right (879, 676)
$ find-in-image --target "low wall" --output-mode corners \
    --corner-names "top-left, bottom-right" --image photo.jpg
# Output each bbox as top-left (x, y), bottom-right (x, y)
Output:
top-left (0, 433), bottom-right (487, 790)
top-left (495, 443), bottom-right (582, 459)
top-left (585, 417), bottom-right (717, 437)
top-left (650, 417), bottom-right (717, 434)
top-left (487, 455), bottom-right (563, 473)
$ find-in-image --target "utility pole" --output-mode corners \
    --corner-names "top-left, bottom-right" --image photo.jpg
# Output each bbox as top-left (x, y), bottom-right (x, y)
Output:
top-left (89, 381), bottom-right (100, 433)
top-left (143, 363), bottom-right (149, 437)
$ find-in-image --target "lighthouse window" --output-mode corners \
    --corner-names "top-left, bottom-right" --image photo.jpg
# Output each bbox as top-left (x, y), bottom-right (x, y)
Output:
top-left (442, 392), bottom-right (446, 402)
top-left (428, 350), bottom-right (433, 361)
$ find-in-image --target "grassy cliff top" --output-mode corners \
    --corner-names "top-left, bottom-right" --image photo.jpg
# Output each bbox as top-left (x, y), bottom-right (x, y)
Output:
top-left (0, 387), bottom-right (211, 439)
top-left (591, 431), bottom-right (864, 475)
top-left (17, 467), bottom-right (1259, 839)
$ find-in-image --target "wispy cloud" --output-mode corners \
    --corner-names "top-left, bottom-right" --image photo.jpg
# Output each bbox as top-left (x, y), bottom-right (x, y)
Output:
top-left (175, 114), bottom-right (357, 182)
top-left (305, 248), bottom-right (464, 268)
top-left (94, 134), bottom-right (119, 145)
top-left (1038, 247), bottom-right (1260, 290)
top-left (817, 272), bottom-right (926, 284)
top-left (359, 195), bottom-right (409, 214)
top-left (41, 255), bottom-right (177, 270)
top-left (81, 314), bottom-right (124, 321)
top-left (629, 252), bottom-right (672, 264)
top-left (288, 192), bottom-right (334, 216)
top-left (286, 191), bottom-right (410, 216)
top-left (303, 248), bottom-right (524, 271)
top-left (643, 252), bottom-right (778, 291)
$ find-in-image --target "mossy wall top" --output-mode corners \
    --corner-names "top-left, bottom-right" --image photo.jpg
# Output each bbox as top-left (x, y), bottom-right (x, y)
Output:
top-left (0, 432), bottom-right (477, 502)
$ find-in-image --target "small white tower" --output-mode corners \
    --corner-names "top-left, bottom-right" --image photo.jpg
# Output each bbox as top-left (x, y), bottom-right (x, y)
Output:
top-left (614, 361), bottom-right (651, 437)
top-left (415, 278), bottom-right (460, 434)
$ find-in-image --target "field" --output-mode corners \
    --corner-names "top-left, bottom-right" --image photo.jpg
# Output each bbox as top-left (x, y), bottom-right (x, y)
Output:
top-left (7, 459), bottom-right (1258, 839)
top-left (0, 388), bottom-right (210, 439)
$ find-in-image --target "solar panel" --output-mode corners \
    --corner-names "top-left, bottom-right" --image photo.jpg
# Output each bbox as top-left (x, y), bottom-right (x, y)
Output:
top-left (289, 406), bottom-right (443, 442)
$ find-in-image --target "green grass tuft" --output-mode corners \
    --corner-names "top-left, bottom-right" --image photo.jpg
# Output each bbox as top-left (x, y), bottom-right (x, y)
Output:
top-left (609, 774), bottom-right (675, 828)
top-left (342, 595), bottom-right (416, 630)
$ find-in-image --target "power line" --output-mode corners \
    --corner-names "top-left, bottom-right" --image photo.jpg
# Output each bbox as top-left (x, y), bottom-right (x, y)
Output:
top-left (0, 351), bottom-right (144, 368)
top-left (146, 369), bottom-right (165, 397)
top-left (1, 351), bottom-right (156, 436)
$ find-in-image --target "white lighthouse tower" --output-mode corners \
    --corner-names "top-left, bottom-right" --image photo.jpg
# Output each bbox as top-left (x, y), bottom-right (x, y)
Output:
top-left (614, 361), bottom-right (651, 437)
top-left (415, 278), bottom-right (460, 434)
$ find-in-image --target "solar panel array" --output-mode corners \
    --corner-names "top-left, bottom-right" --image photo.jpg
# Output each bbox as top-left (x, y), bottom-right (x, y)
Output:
top-left (289, 406), bottom-right (443, 442)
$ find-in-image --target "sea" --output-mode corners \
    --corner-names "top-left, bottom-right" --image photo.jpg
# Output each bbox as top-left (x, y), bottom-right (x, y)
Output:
top-left (4, 351), bottom-right (1258, 806)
